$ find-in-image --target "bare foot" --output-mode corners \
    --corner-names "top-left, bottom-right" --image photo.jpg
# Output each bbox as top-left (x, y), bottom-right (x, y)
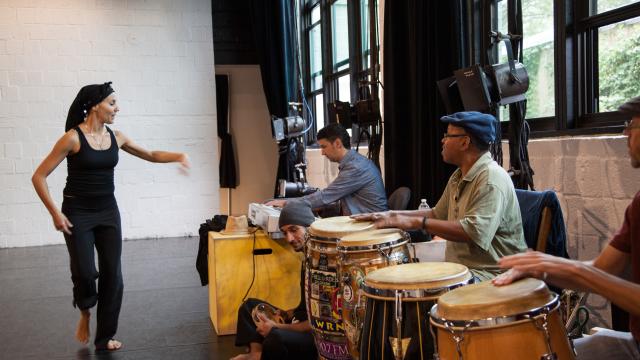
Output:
top-left (230, 352), bottom-right (261, 360)
top-left (106, 339), bottom-right (122, 351)
top-left (75, 310), bottom-right (90, 344)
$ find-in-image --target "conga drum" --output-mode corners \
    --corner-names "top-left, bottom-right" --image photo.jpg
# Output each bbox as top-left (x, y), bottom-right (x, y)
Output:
top-left (306, 216), bottom-right (373, 360)
top-left (430, 278), bottom-right (576, 360)
top-left (360, 262), bottom-right (473, 360)
top-left (337, 229), bottom-right (413, 358)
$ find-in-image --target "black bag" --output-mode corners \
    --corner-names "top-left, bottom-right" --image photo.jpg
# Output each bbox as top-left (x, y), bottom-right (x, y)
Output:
top-left (196, 215), bottom-right (228, 286)
top-left (485, 37), bottom-right (529, 106)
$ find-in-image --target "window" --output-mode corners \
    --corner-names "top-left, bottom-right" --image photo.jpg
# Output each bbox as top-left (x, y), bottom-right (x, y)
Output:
top-left (596, 0), bottom-right (639, 14)
top-left (596, 16), bottom-right (640, 112)
top-left (496, 0), bottom-right (555, 121)
top-left (299, 0), bottom-right (380, 141)
top-left (493, 0), bottom-right (640, 134)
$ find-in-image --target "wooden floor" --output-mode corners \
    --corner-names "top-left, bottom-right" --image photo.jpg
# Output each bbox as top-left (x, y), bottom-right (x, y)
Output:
top-left (0, 237), bottom-right (238, 360)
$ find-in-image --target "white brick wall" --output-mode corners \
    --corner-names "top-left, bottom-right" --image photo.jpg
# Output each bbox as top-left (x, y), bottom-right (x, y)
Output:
top-left (0, 0), bottom-right (219, 248)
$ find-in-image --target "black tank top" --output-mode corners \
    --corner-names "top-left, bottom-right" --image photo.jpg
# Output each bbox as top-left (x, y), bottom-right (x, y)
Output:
top-left (63, 126), bottom-right (119, 197)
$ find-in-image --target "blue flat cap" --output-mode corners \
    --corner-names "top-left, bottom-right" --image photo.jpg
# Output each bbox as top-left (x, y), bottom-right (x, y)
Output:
top-left (618, 96), bottom-right (640, 117)
top-left (440, 111), bottom-right (497, 145)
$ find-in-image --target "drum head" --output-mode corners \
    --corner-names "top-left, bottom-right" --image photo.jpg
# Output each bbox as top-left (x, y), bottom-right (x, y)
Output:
top-left (434, 278), bottom-right (555, 320)
top-left (308, 216), bottom-right (373, 239)
top-left (364, 262), bottom-right (471, 290)
top-left (339, 228), bottom-right (405, 247)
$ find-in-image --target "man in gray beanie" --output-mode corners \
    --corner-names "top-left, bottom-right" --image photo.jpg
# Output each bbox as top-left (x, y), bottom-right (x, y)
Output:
top-left (231, 201), bottom-right (317, 360)
top-left (494, 96), bottom-right (640, 360)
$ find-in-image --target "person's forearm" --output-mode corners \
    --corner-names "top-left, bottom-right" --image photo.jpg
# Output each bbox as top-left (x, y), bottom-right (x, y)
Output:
top-left (568, 263), bottom-right (640, 317)
top-left (149, 151), bottom-right (183, 163)
top-left (275, 320), bottom-right (311, 333)
top-left (32, 174), bottom-right (60, 216)
top-left (424, 218), bottom-right (473, 243)
top-left (390, 209), bottom-right (432, 218)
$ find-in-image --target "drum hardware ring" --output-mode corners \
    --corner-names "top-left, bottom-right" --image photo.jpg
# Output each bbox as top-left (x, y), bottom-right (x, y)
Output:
top-left (533, 311), bottom-right (558, 360)
top-left (378, 246), bottom-right (394, 262)
top-left (443, 320), bottom-right (472, 360)
top-left (336, 239), bottom-right (409, 253)
top-left (430, 296), bottom-right (559, 328)
top-left (364, 277), bottom-right (473, 299)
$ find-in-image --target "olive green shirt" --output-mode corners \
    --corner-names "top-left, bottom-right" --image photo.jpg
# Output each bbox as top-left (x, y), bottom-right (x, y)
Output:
top-left (432, 152), bottom-right (527, 281)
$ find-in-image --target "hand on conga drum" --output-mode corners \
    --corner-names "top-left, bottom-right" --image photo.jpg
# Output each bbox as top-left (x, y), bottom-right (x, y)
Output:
top-left (492, 268), bottom-right (532, 286)
top-left (351, 211), bottom-right (420, 230)
top-left (495, 250), bottom-right (585, 290)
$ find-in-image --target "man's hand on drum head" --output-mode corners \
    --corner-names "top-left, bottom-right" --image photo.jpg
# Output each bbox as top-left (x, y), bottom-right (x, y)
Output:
top-left (492, 268), bottom-right (530, 286)
top-left (351, 211), bottom-right (421, 230)
top-left (494, 251), bottom-right (580, 288)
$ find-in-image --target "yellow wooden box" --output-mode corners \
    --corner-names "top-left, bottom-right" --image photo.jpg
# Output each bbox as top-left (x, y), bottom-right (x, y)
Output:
top-left (207, 230), bottom-right (303, 335)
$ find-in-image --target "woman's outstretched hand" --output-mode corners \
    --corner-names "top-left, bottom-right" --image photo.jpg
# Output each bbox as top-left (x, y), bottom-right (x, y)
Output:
top-left (177, 153), bottom-right (191, 175)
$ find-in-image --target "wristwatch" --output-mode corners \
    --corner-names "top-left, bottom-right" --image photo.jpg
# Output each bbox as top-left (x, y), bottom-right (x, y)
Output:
top-left (421, 216), bottom-right (428, 235)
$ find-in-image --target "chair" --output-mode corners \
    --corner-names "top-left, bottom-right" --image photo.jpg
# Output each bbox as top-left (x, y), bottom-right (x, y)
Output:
top-left (388, 187), bottom-right (411, 210)
top-left (514, 189), bottom-right (569, 258)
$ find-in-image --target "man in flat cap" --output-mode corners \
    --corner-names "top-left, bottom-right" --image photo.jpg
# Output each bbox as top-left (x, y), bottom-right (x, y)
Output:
top-left (231, 201), bottom-right (317, 360)
top-left (494, 97), bottom-right (640, 359)
top-left (354, 111), bottom-right (527, 281)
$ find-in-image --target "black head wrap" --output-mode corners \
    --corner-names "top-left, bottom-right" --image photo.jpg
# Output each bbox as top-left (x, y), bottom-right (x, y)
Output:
top-left (65, 82), bottom-right (115, 131)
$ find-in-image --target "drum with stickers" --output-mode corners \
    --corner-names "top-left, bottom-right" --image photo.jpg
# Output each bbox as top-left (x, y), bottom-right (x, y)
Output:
top-left (337, 228), bottom-right (412, 359)
top-left (430, 278), bottom-right (575, 360)
top-left (306, 216), bottom-right (374, 360)
top-left (360, 262), bottom-right (473, 360)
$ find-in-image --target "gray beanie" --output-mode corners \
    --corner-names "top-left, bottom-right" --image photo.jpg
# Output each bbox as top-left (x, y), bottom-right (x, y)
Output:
top-left (278, 200), bottom-right (315, 228)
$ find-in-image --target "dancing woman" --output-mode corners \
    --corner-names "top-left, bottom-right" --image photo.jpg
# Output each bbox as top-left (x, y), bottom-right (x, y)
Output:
top-left (32, 82), bottom-right (189, 351)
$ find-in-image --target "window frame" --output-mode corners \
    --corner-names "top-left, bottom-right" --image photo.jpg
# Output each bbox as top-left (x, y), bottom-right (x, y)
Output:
top-left (489, 0), bottom-right (640, 138)
top-left (298, 0), bottom-right (381, 145)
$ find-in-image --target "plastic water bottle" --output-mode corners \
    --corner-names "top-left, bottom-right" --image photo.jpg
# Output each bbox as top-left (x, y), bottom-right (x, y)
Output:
top-left (418, 199), bottom-right (429, 210)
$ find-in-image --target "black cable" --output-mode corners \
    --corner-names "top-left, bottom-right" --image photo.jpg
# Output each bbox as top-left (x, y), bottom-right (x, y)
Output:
top-left (241, 230), bottom-right (259, 302)
top-left (568, 306), bottom-right (590, 339)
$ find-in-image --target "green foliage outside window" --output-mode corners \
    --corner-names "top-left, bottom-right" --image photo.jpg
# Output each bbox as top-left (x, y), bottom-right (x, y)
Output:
top-left (598, 21), bottom-right (640, 112)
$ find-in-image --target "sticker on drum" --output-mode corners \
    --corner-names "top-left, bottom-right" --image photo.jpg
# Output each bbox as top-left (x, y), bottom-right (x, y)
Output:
top-left (315, 337), bottom-right (352, 360)
top-left (309, 299), bottom-right (318, 318)
top-left (343, 285), bottom-right (353, 302)
top-left (319, 253), bottom-right (329, 270)
top-left (311, 317), bottom-right (344, 334)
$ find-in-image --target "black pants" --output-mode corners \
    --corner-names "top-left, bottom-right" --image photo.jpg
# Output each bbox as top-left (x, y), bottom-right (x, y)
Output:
top-left (235, 298), bottom-right (317, 360)
top-left (62, 194), bottom-right (123, 349)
